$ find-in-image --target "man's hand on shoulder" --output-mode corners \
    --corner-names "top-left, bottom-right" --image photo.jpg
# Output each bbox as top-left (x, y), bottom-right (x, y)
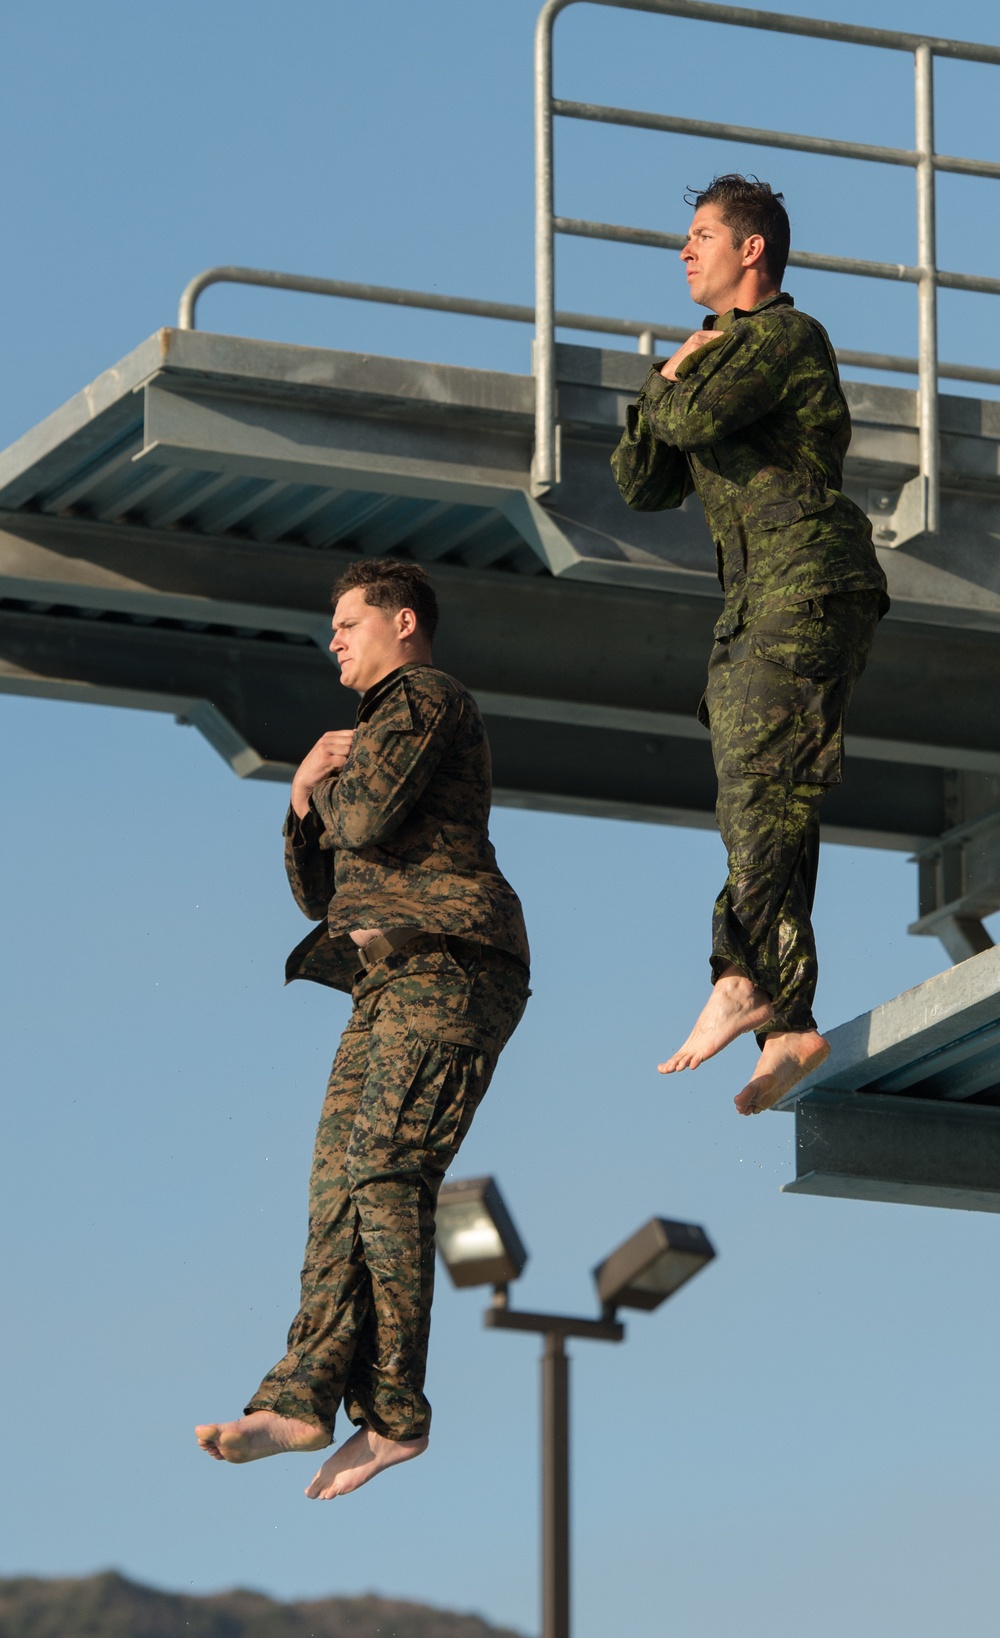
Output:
top-left (660, 330), bottom-right (721, 382)
top-left (291, 730), bottom-right (355, 819)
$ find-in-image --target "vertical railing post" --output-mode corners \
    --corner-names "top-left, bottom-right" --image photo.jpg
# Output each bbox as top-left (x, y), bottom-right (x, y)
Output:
top-left (541, 1331), bottom-right (570, 1638)
top-left (533, 1), bottom-right (560, 497)
top-left (914, 41), bottom-right (940, 535)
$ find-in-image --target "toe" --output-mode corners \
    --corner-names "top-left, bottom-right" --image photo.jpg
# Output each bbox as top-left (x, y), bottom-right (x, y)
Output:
top-left (735, 1076), bottom-right (779, 1115)
top-left (196, 1426), bottom-right (224, 1457)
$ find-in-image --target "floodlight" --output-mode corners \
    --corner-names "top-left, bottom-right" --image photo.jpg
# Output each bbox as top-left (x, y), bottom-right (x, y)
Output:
top-left (593, 1217), bottom-right (715, 1317)
top-left (436, 1175), bottom-right (528, 1289)
top-left (446, 1187), bottom-right (717, 1638)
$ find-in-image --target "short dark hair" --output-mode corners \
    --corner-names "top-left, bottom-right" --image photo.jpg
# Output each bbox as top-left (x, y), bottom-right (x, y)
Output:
top-left (332, 558), bottom-right (439, 641)
top-left (685, 173), bottom-right (790, 285)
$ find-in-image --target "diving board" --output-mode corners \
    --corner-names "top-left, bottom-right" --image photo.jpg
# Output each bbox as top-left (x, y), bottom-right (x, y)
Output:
top-left (781, 947), bottom-right (1000, 1211)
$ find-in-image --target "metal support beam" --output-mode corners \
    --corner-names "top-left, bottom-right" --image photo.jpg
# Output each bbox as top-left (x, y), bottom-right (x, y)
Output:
top-left (139, 381), bottom-right (533, 510)
top-left (784, 1090), bottom-right (1000, 1212)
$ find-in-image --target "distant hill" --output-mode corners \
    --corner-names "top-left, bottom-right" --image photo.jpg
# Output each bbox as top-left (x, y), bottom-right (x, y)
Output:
top-left (0, 1571), bottom-right (528, 1638)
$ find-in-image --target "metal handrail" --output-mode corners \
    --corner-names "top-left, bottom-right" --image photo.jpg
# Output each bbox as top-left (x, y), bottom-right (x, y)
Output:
top-left (176, 265), bottom-right (692, 340)
top-left (553, 99), bottom-right (1000, 181)
top-left (179, 267), bottom-right (543, 336)
top-left (555, 217), bottom-right (926, 283)
top-left (533, 0), bottom-right (1000, 540)
top-left (176, 263), bottom-right (1000, 388)
top-left (557, 215), bottom-right (1000, 297)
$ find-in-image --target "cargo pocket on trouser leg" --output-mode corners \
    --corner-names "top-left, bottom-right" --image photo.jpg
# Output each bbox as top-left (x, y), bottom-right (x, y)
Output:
top-left (723, 600), bottom-right (854, 788)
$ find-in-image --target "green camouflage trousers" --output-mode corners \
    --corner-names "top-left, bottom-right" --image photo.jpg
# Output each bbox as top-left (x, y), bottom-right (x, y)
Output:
top-left (702, 590), bottom-right (882, 1036)
top-left (245, 934), bottom-right (529, 1442)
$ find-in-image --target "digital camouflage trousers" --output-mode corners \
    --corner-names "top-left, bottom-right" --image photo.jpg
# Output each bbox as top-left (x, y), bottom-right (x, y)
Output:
top-left (245, 934), bottom-right (529, 1442)
top-left (702, 590), bottom-right (883, 1036)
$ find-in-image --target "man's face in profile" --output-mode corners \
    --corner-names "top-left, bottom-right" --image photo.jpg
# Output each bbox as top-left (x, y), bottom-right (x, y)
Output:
top-left (330, 588), bottom-right (404, 694)
top-left (680, 202), bottom-right (749, 313)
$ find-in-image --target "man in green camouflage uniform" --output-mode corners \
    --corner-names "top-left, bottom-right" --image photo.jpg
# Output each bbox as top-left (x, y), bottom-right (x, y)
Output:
top-left (196, 560), bottom-right (529, 1497)
top-left (612, 175), bottom-right (888, 1116)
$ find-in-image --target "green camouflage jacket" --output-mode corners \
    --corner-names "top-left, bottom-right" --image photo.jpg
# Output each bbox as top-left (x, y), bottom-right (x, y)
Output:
top-left (610, 293), bottom-right (888, 638)
top-left (283, 662), bottom-right (529, 992)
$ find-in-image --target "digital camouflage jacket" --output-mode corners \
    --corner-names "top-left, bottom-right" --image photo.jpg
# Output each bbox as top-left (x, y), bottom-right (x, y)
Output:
top-left (610, 293), bottom-right (889, 638)
top-left (283, 662), bottom-right (530, 992)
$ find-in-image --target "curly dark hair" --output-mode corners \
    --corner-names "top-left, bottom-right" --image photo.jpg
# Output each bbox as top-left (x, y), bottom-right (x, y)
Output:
top-left (331, 558), bottom-right (439, 641)
top-left (685, 173), bottom-right (790, 285)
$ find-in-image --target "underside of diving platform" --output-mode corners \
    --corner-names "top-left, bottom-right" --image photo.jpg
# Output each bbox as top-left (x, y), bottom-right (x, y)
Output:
top-left (3, 326), bottom-right (1000, 849)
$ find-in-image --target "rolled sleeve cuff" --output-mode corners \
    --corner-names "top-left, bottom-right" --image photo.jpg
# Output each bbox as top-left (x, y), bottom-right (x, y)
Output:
top-left (641, 365), bottom-right (674, 404)
top-left (283, 802), bottom-right (324, 847)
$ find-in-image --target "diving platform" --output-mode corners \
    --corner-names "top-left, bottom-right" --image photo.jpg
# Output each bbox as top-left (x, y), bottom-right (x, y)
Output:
top-left (781, 947), bottom-right (1000, 1212)
top-left (5, 325), bottom-right (1000, 868)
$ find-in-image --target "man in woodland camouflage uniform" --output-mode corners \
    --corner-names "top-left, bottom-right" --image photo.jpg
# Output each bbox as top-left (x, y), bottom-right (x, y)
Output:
top-left (197, 560), bottom-right (529, 1497)
top-left (612, 175), bottom-right (888, 1116)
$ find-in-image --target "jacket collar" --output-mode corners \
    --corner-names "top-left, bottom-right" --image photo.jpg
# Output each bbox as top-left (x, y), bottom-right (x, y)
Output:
top-left (706, 291), bottom-right (793, 332)
top-left (356, 660), bottom-right (431, 723)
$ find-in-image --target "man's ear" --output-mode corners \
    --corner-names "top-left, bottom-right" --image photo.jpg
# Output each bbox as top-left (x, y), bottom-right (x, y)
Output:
top-left (742, 233), bottom-right (767, 270)
top-left (397, 606), bottom-right (419, 640)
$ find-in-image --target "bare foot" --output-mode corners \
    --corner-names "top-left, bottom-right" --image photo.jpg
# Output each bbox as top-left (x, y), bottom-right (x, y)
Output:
top-left (734, 1030), bottom-right (830, 1116)
top-left (659, 971), bottom-right (774, 1074)
top-left (305, 1426), bottom-right (428, 1499)
top-left (195, 1410), bottom-right (330, 1465)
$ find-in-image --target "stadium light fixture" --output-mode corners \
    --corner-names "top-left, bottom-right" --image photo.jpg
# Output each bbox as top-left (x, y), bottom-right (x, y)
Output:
top-left (593, 1217), bottom-right (716, 1318)
top-left (438, 1178), bottom-right (716, 1638)
top-left (436, 1174), bottom-right (528, 1292)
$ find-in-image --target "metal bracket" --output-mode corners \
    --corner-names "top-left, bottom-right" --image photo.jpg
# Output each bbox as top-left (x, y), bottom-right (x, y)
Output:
top-left (910, 811), bottom-right (1000, 961)
top-left (914, 912), bottom-right (995, 965)
top-left (869, 473), bottom-right (928, 548)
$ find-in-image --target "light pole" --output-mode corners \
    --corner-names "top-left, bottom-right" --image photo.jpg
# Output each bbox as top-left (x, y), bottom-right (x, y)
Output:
top-left (436, 1178), bottom-right (716, 1638)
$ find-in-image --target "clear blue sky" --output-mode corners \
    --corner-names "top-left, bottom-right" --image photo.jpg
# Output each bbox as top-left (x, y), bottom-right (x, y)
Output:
top-left (2, 4), bottom-right (999, 1636)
